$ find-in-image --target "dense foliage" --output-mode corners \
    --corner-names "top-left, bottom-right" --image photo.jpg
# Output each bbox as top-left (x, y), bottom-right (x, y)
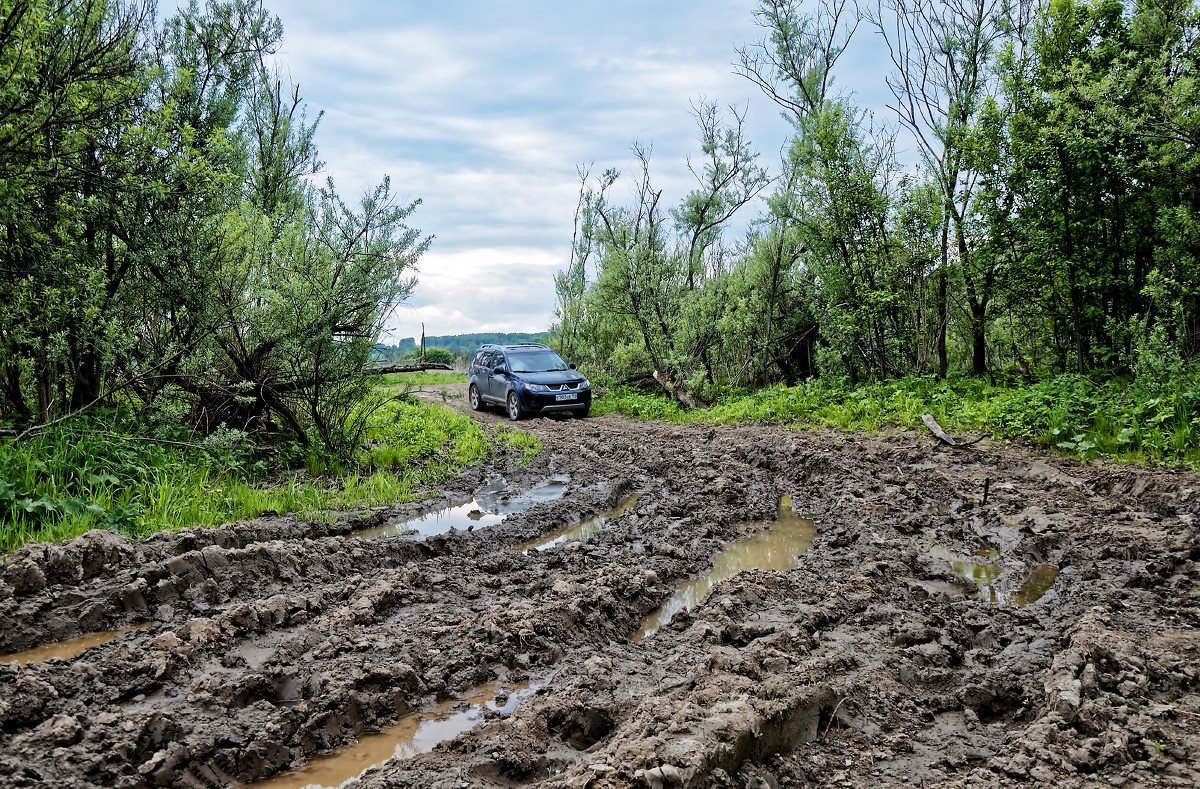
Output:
top-left (556, 0), bottom-right (1200, 403)
top-left (0, 0), bottom-right (429, 454)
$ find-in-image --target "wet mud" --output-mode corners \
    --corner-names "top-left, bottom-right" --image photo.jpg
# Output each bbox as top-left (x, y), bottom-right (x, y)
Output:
top-left (251, 677), bottom-right (547, 789)
top-left (352, 476), bottom-right (570, 539)
top-left (1, 386), bottom-right (1198, 788)
top-left (516, 492), bottom-right (641, 554)
top-left (633, 496), bottom-right (816, 640)
top-left (0, 623), bottom-right (151, 666)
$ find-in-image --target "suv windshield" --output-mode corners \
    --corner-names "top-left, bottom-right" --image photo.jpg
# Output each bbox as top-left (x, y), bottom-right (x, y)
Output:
top-left (508, 350), bottom-right (569, 373)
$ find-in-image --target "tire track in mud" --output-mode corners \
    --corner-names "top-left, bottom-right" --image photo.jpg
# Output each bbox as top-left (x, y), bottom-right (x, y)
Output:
top-left (2, 390), bottom-right (1198, 788)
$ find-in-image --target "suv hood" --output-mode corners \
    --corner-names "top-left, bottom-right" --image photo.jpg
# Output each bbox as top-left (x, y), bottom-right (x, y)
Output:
top-left (518, 369), bottom-right (587, 386)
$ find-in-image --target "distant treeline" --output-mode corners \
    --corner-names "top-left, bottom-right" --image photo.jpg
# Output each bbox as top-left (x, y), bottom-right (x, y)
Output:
top-left (377, 333), bottom-right (552, 360)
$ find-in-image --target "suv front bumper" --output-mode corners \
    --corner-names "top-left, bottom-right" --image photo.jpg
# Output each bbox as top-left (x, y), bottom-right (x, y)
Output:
top-left (517, 388), bottom-right (591, 413)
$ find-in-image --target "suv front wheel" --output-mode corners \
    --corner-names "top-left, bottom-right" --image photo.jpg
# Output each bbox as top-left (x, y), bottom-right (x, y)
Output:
top-left (506, 390), bottom-right (524, 421)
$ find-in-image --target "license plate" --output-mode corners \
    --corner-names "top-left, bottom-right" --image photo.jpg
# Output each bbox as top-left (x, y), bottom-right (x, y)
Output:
top-left (555, 393), bottom-right (577, 401)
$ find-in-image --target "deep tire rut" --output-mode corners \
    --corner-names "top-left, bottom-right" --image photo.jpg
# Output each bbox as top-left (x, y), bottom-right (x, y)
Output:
top-left (2, 396), bottom-right (1198, 788)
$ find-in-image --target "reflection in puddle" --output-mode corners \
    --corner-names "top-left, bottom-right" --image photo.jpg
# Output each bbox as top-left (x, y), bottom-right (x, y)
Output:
top-left (928, 541), bottom-right (1059, 606)
top-left (352, 477), bottom-right (570, 539)
top-left (633, 496), bottom-right (816, 641)
top-left (251, 679), bottom-right (544, 789)
top-left (516, 493), bottom-right (640, 554)
top-left (0, 623), bottom-right (151, 666)
top-left (1012, 565), bottom-right (1061, 606)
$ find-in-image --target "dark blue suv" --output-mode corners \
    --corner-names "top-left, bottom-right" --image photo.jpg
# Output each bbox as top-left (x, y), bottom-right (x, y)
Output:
top-left (468, 343), bottom-right (591, 420)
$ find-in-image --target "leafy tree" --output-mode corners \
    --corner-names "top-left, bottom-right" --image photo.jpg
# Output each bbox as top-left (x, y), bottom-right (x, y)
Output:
top-left (0, 0), bottom-right (429, 458)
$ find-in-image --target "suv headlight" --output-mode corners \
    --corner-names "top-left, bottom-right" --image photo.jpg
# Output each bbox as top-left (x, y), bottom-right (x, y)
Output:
top-left (525, 383), bottom-right (549, 392)
top-left (580, 380), bottom-right (591, 390)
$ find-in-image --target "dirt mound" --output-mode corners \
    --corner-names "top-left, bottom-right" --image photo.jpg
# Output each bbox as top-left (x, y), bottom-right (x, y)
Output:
top-left (2, 397), bottom-right (1197, 787)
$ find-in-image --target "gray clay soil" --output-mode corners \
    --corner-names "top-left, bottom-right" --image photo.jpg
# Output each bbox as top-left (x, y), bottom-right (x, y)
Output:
top-left (1, 385), bottom-right (1197, 788)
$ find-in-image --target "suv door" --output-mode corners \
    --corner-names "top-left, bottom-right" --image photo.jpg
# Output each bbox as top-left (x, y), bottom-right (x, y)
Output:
top-left (474, 352), bottom-right (491, 400)
top-left (487, 352), bottom-right (508, 401)
top-left (469, 351), bottom-right (487, 400)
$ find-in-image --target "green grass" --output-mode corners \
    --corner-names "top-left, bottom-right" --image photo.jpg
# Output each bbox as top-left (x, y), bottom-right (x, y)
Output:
top-left (593, 370), bottom-right (1200, 468)
top-left (0, 397), bottom-right (491, 553)
top-left (376, 371), bottom-right (467, 387)
top-left (495, 427), bottom-right (544, 466)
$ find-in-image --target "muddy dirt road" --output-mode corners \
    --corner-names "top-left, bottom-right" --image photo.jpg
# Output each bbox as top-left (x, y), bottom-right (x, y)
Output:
top-left (2, 385), bottom-right (1198, 787)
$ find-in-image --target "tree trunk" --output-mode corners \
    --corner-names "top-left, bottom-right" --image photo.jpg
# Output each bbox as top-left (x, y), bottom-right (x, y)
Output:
top-left (971, 309), bottom-right (987, 376)
top-left (2, 365), bottom-right (32, 422)
top-left (70, 352), bottom-right (102, 410)
top-left (937, 213), bottom-right (950, 379)
top-left (652, 370), bottom-right (704, 409)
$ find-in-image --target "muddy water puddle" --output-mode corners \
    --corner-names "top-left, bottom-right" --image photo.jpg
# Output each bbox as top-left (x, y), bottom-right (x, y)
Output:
top-left (927, 539), bottom-right (1060, 606)
top-left (516, 493), bottom-right (640, 553)
top-left (250, 678), bottom-right (545, 788)
top-left (352, 476), bottom-right (569, 539)
top-left (634, 496), bottom-right (816, 641)
top-left (0, 623), bottom-right (151, 666)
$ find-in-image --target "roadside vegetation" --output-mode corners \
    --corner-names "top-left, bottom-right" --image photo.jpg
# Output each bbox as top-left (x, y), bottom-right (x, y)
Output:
top-left (1, 1), bottom-right (430, 455)
top-left (593, 367), bottom-right (1200, 468)
top-left (0, 1), bottom-right (492, 553)
top-left (377, 371), bottom-right (469, 388)
top-left (0, 397), bottom-right (497, 554)
top-left (554, 0), bottom-right (1200, 467)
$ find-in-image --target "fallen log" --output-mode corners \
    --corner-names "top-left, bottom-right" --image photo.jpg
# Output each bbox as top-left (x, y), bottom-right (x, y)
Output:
top-left (652, 370), bottom-right (706, 410)
top-left (921, 413), bottom-right (990, 448)
top-left (616, 372), bottom-right (658, 390)
top-left (363, 362), bottom-right (455, 375)
top-left (921, 413), bottom-right (957, 446)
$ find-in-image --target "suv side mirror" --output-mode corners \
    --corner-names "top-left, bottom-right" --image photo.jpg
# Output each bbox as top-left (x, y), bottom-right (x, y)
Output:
top-left (493, 364), bottom-right (506, 375)
top-left (568, 362), bottom-right (577, 370)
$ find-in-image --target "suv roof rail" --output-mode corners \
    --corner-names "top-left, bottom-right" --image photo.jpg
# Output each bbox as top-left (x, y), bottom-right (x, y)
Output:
top-left (478, 342), bottom-right (550, 351)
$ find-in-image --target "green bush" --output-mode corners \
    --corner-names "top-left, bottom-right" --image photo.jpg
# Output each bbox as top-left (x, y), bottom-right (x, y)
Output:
top-left (420, 347), bottom-right (456, 365)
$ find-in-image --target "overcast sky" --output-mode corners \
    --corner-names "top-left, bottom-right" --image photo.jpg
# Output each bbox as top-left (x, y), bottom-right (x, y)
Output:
top-left (262, 0), bottom-right (890, 343)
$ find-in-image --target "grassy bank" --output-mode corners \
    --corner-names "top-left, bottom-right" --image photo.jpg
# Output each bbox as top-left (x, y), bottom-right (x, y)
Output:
top-left (593, 372), bottom-right (1200, 468)
top-left (0, 397), bottom-right (503, 553)
top-left (376, 371), bottom-right (467, 387)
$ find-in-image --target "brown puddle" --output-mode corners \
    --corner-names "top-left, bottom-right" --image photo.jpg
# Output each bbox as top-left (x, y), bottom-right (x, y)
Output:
top-left (633, 496), bottom-right (815, 641)
top-left (0, 623), bottom-right (151, 666)
top-left (352, 476), bottom-right (570, 539)
top-left (1011, 564), bottom-right (1061, 606)
top-left (515, 493), bottom-right (640, 554)
top-left (249, 679), bottom-right (544, 788)
top-left (927, 541), bottom-right (1059, 606)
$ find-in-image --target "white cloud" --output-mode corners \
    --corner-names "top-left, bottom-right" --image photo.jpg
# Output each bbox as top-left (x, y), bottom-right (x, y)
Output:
top-left (383, 248), bottom-right (564, 339)
top-left (267, 1), bottom-right (801, 337)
